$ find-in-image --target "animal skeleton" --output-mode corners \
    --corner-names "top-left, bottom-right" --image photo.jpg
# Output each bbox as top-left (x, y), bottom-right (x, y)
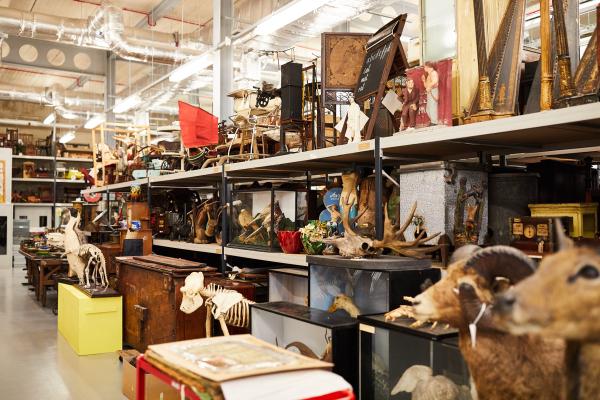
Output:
top-left (180, 272), bottom-right (254, 336)
top-left (64, 211), bottom-right (108, 288)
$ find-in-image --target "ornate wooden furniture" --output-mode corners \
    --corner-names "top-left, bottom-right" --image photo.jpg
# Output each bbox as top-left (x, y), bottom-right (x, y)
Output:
top-left (529, 203), bottom-right (599, 238)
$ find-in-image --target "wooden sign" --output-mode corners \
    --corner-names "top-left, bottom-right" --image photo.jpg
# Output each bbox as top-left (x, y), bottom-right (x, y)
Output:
top-left (354, 14), bottom-right (409, 140)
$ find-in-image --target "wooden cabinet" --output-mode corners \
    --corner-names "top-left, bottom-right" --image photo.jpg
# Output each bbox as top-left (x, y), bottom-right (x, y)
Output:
top-left (116, 255), bottom-right (218, 352)
top-left (97, 242), bottom-right (121, 276)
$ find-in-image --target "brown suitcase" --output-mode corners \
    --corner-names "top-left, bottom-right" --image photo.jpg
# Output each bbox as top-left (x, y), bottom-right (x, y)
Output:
top-left (116, 255), bottom-right (218, 352)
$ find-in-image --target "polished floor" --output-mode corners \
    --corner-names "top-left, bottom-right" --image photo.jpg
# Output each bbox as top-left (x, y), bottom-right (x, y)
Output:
top-left (0, 265), bottom-right (126, 399)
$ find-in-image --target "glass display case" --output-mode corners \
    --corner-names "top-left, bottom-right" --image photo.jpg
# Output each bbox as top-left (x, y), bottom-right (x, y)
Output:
top-left (251, 301), bottom-right (358, 392)
top-left (359, 314), bottom-right (470, 400)
top-left (229, 187), bottom-right (307, 251)
top-left (268, 268), bottom-right (308, 305)
top-left (307, 255), bottom-right (440, 318)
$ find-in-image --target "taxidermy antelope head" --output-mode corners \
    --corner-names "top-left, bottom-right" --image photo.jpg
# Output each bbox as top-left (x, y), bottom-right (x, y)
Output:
top-left (497, 222), bottom-right (600, 340)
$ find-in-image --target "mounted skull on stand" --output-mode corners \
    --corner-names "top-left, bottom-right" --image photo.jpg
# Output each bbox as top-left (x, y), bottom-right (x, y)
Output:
top-left (64, 209), bottom-right (108, 289)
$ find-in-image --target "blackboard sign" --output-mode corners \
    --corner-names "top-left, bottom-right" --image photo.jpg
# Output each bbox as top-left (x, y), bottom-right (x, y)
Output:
top-left (355, 39), bottom-right (394, 100)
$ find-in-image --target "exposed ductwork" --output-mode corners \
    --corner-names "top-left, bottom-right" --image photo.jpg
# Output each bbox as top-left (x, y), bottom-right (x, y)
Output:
top-left (0, 2), bottom-right (205, 64)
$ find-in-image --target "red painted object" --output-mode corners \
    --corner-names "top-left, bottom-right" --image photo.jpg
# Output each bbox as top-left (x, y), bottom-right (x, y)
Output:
top-left (136, 354), bottom-right (355, 400)
top-left (277, 231), bottom-right (303, 254)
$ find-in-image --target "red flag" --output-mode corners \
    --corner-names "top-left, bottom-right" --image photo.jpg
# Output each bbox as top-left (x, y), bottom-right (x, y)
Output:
top-left (178, 101), bottom-right (218, 148)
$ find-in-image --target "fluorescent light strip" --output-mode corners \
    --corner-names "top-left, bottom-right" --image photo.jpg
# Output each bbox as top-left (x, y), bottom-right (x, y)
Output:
top-left (84, 115), bottom-right (104, 129)
top-left (254, 0), bottom-right (328, 36)
top-left (59, 131), bottom-right (76, 144)
top-left (114, 95), bottom-right (142, 114)
top-left (43, 113), bottom-right (55, 125)
top-left (169, 53), bottom-right (213, 83)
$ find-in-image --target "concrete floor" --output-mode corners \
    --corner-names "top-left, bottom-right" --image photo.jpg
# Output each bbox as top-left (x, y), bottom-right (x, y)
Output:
top-left (0, 266), bottom-right (126, 400)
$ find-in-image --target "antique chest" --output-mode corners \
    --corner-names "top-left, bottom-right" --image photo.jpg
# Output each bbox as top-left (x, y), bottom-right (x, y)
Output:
top-left (116, 255), bottom-right (217, 352)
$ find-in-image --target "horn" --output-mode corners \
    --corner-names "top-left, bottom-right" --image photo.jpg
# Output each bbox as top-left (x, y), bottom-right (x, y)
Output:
top-left (554, 218), bottom-right (574, 250)
top-left (464, 246), bottom-right (535, 285)
top-left (450, 244), bottom-right (481, 264)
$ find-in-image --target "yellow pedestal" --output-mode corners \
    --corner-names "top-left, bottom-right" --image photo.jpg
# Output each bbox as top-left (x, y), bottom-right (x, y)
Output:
top-left (58, 283), bottom-right (122, 355)
top-left (529, 203), bottom-right (598, 238)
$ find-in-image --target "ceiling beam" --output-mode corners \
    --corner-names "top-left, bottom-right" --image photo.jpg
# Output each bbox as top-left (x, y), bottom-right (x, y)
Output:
top-left (135, 0), bottom-right (183, 29)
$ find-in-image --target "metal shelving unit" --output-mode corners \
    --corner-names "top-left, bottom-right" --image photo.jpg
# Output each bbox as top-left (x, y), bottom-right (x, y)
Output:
top-left (79, 102), bottom-right (600, 268)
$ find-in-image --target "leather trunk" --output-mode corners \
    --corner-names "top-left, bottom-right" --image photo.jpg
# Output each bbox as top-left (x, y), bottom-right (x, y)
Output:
top-left (116, 255), bottom-right (218, 352)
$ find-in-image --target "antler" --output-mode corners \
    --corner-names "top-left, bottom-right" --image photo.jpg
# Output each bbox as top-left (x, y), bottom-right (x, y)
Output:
top-left (373, 202), bottom-right (441, 259)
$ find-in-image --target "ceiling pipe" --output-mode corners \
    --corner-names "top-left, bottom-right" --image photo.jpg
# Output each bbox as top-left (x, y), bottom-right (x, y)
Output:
top-left (0, 118), bottom-right (79, 129)
top-left (0, 3), bottom-right (204, 64)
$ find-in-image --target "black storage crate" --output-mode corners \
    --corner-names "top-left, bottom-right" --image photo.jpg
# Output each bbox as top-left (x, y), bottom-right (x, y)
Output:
top-left (251, 301), bottom-right (359, 392)
top-left (359, 314), bottom-right (470, 400)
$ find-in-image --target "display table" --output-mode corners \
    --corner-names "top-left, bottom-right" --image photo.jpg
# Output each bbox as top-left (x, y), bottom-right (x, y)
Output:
top-left (135, 354), bottom-right (355, 400)
top-left (19, 248), bottom-right (68, 307)
top-left (57, 283), bottom-right (122, 355)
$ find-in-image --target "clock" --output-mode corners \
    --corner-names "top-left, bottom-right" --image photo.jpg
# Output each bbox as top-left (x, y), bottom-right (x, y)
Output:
top-left (510, 217), bottom-right (555, 254)
top-left (524, 224), bottom-right (536, 239)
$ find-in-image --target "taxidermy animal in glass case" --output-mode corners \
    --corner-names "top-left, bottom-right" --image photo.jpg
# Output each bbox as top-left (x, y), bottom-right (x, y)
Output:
top-left (64, 209), bottom-right (108, 289)
top-left (385, 245), bottom-right (565, 400)
top-left (285, 337), bottom-right (333, 363)
top-left (392, 365), bottom-right (471, 400)
top-left (180, 272), bottom-right (255, 336)
top-left (497, 221), bottom-right (600, 400)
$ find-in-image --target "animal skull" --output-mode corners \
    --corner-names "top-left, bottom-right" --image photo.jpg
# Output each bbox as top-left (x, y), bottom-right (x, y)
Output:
top-left (180, 272), bottom-right (205, 314)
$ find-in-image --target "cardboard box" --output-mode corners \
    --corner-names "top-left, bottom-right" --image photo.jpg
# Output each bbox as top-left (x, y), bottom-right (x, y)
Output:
top-left (57, 283), bottom-right (122, 355)
top-left (121, 350), bottom-right (180, 400)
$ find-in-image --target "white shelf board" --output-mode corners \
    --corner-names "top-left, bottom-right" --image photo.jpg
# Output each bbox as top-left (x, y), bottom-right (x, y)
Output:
top-left (224, 246), bottom-right (308, 266)
top-left (153, 239), bottom-right (222, 254)
top-left (56, 157), bottom-right (93, 163)
top-left (380, 102), bottom-right (600, 161)
top-left (149, 167), bottom-right (222, 187)
top-left (80, 178), bottom-right (148, 194)
top-left (225, 140), bottom-right (374, 178)
top-left (13, 203), bottom-right (54, 207)
top-left (13, 155), bottom-right (92, 163)
top-left (13, 155), bottom-right (53, 161)
top-left (13, 178), bottom-right (86, 184)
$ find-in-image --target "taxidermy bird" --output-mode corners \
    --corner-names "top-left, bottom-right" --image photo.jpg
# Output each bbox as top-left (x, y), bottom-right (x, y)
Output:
top-left (392, 365), bottom-right (472, 400)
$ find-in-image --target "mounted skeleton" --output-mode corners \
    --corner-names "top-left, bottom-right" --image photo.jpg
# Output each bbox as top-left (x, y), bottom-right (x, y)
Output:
top-left (180, 272), bottom-right (254, 336)
top-left (64, 210), bottom-right (108, 288)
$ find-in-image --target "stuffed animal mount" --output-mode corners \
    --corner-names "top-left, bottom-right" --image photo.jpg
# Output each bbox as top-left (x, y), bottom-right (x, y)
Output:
top-left (321, 201), bottom-right (441, 259)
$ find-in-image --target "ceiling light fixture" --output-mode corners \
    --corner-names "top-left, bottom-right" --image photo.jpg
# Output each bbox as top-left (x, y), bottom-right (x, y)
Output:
top-left (169, 53), bottom-right (213, 83)
top-left (254, 0), bottom-right (328, 36)
top-left (114, 95), bottom-right (142, 114)
top-left (84, 115), bottom-right (104, 129)
top-left (59, 131), bottom-right (76, 144)
top-left (61, 111), bottom-right (79, 120)
top-left (43, 113), bottom-right (55, 125)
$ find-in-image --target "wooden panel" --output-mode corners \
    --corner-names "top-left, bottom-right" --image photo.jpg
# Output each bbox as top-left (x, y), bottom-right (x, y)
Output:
top-left (132, 255), bottom-right (204, 269)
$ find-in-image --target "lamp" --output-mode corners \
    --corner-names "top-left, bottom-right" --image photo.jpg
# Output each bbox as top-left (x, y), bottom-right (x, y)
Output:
top-left (169, 53), bottom-right (213, 83)
top-left (114, 95), bottom-right (142, 114)
top-left (61, 111), bottom-right (78, 120)
top-left (84, 115), bottom-right (104, 129)
top-left (59, 131), bottom-right (76, 144)
top-left (254, 0), bottom-right (328, 36)
top-left (43, 113), bottom-right (55, 125)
